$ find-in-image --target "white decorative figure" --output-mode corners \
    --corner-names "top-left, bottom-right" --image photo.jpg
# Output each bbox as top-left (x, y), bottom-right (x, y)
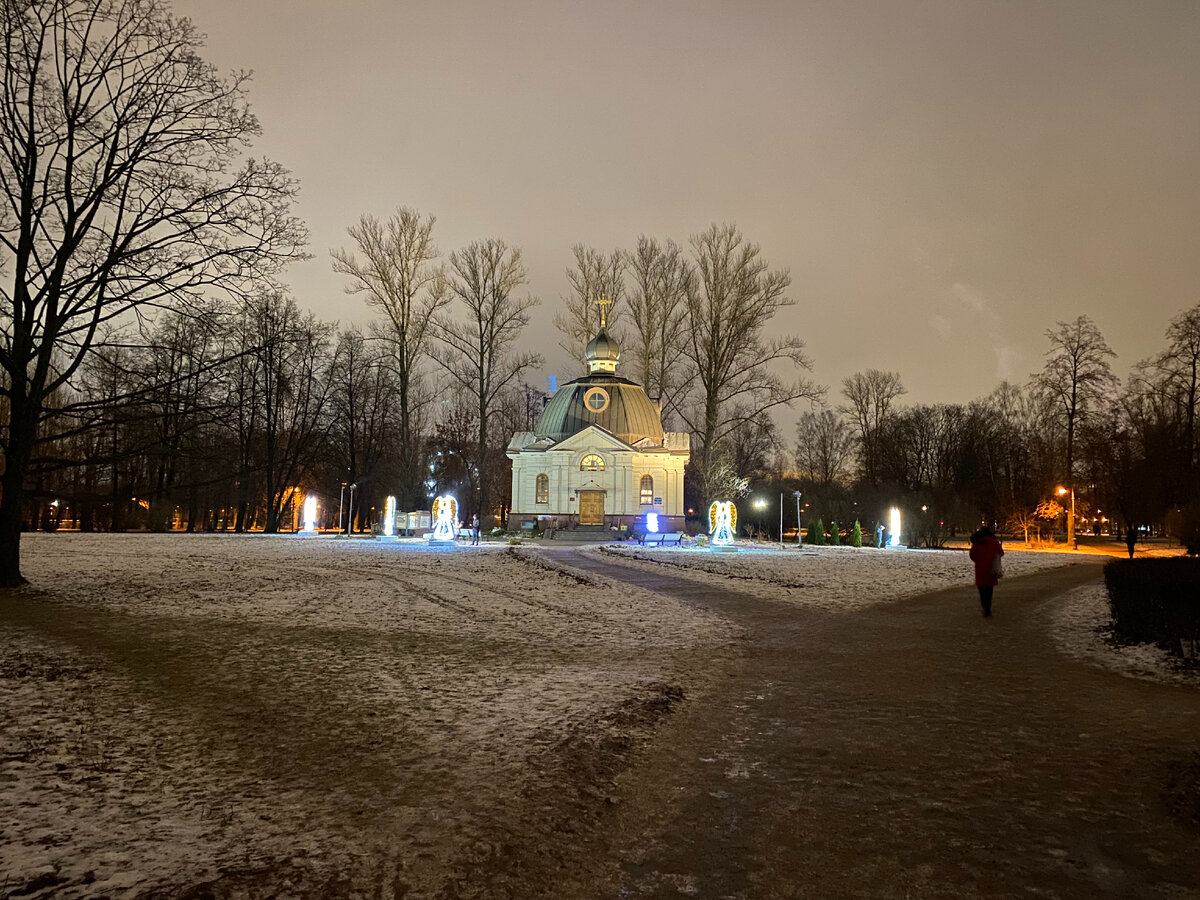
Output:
top-left (301, 495), bottom-right (317, 533)
top-left (709, 500), bottom-right (737, 546)
top-left (431, 495), bottom-right (458, 543)
top-left (645, 512), bottom-right (659, 534)
top-left (383, 495), bottom-right (397, 537)
top-left (888, 506), bottom-right (902, 548)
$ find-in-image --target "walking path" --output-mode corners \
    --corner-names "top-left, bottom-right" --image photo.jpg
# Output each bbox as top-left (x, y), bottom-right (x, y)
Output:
top-left (545, 549), bottom-right (1200, 899)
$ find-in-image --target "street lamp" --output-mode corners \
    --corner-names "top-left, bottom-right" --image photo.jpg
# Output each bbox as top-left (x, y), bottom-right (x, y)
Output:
top-left (753, 497), bottom-right (767, 541)
top-left (1056, 485), bottom-right (1077, 550)
top-left (347, 483), bottom-right (357, 536)
top-left (793, 491), bottom-right (803, 546)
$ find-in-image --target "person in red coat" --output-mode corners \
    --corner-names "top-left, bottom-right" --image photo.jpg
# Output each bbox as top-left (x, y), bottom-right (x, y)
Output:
top-left (969, 526), bottom-right (1004, 617)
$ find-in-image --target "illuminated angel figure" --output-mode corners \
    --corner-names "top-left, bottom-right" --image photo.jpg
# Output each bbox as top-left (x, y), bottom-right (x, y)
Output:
top-left (709, 500), bottom-right (737, 546)
top-left (301, 495), bottom-right (317, 533)
top-left (431, 495), bottom-right (458, 542)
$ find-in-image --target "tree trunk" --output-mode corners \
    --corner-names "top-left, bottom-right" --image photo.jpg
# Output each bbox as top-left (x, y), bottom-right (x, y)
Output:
top-left (0, 400), bottom-right (36, 587)
top-left (0, 464), bottom-right (27, 586)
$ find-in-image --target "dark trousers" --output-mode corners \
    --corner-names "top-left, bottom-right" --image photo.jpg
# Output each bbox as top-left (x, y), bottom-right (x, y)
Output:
top-left (977, 585), bottom-right (993, 616)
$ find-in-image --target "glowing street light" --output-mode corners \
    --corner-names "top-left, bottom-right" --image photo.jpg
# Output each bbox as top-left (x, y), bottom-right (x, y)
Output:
top-left (1056, 486), bottom-right (1077, 550)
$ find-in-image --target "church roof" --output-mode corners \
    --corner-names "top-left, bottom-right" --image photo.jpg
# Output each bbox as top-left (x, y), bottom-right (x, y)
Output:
top-left (534, 373), bottom-right (665, 446)
top-left (585, 327), bottom-right (619, 374)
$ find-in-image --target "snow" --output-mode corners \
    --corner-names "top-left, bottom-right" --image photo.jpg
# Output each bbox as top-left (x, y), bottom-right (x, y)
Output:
top-left (1048, 583), bottom-right (1200, 688)
top-left (1, 533), bottom-right (735, 897)
top-left (589, 542), bottom-right (1085, 611)
top-left (2, 533), bottom-right (1193, 896)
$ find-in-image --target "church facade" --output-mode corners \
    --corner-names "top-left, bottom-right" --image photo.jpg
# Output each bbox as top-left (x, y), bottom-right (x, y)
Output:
top-left (507, 320), bottom-right (689, 532)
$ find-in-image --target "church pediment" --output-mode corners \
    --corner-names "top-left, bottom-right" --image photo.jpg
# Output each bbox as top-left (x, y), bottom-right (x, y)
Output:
top-left (550, 424), bottom-right (634, 453)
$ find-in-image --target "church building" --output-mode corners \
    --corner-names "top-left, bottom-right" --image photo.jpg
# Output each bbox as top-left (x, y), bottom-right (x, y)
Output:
top-left (507, 313), bottom-right (689, 532)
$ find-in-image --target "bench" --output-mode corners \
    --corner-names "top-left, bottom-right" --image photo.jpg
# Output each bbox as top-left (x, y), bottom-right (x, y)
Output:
top-left (638, 531), bottom-right (684, 546)
top-left (458, 527), bottom-right (479, 541)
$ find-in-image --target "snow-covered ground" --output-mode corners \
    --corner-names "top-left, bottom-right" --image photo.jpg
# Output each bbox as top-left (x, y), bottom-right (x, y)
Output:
top-left (592, 542), bottom-right (1199, 687)
top-left (2, 533), bottom-right (1193, 896)
top-left (1, 533), bottom-right (735, 897)
top-left (590, 542), bottom-right (1085, 611)
top-left (1048, 583), bottom-right (1200, 688)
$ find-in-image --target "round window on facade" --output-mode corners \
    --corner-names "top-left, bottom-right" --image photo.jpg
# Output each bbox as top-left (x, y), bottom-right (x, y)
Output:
top-left (583, 387), bottom-right (610, 414)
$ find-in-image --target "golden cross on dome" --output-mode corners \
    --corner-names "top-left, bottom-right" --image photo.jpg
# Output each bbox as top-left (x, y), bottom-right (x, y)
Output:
top-left (596, 294), bottom-right (612, 328)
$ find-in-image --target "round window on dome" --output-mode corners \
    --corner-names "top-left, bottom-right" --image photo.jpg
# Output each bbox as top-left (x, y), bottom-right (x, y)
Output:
top-left (583, 387), bottom-right (610, 413)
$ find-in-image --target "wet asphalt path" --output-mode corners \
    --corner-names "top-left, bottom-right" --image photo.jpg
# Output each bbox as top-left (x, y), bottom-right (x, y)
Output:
top-left (546, 550), bottom-right (1200, 900)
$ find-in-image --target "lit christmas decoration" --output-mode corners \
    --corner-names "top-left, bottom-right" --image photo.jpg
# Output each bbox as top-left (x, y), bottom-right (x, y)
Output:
top-left (383, 496), bottom-right (396, 537)
top-left (709, 501), bottom-right (737, 546)
top-left (301, 496), bottom-right (317, 533)
top-left (888, 506), bottom-right (901, 548)
top-left (645, 512), bottom-right (659, 534)
top-left (431, 495), bottom-right (458, 543)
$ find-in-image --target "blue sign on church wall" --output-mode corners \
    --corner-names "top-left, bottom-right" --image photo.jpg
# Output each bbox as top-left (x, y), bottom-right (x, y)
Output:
top-left (654, 497), bottom-right (662, 504)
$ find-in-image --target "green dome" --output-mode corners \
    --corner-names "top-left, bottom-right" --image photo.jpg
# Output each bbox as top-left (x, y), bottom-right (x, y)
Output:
top-left (585, 327), bottom-right (619, 374)
top-left (534, 374), bottom-right (664, 446)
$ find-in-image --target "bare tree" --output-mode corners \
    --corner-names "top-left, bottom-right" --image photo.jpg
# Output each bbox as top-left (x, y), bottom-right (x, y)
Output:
top-left (840, 369), bottom-right (906, 487)
top-left (251, 293), bottom-right (333, 533)
top-left (795, 409), bottom-right (855, 486)
top-left (553, 244), bottom-right (626, 367)
top-left (331, 208), bottom-right (446, 507)
top-left (433, 239), bottom-right (542, 526)
top-left (1134, 303), bottom-right (1200, 483)
top-left (1031, 315), bottom-right (1117, 544)
top-left (328, 327), bottom-right (399, 525)
top-left (625, 235), bottom-right (692, 415)
top-left (0, 0), bottom-right (305, 585)
top-left (676, 224), bottom-right (822, 505)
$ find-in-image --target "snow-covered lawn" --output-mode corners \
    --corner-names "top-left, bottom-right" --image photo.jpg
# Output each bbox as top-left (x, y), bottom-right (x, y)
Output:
top-left (2, 533), bottom-right (1192, 896)
top-left (1, 533), bottom-right (734, 897)
top-left (590, 542), bottom-right (1085, 610)
top-left (1048, 583), bottom-right (1200, 688)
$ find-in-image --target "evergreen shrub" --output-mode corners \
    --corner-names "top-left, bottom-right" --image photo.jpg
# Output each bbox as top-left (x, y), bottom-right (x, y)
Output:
top-left (850, 520), bottom-right (863, 547)
top-left (828, 520), bottom-right (839, 546)
top-left (809, 518), bottom-right (825, 546)
top-left (1105, 558), bottom-right (1200, 654)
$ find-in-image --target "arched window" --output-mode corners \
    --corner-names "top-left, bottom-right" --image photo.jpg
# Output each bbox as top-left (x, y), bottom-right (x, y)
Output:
top-left (640, 474), bottom-right (654, 505)
top-left (580, 454), bottom-right (605, 472)
top-left (535, 473), bottom-right (549, 504)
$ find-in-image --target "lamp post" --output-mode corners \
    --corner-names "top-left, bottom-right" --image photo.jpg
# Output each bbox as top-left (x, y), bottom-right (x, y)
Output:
top-left (778, 491), bottom-right (784, 549)
top-left (753, 497), bottom-right (767, 541)
top-left (793, 491), bottom-right (803, 546)
top-left (1057, 485), bottom-right (1077, 550)
top-left (338, 483), bottom-right (347, 534)
top-left (347, 483), bottom-right (357, 536)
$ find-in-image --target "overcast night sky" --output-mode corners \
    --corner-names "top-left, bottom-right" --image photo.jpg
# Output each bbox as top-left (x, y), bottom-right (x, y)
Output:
top-left (174, 0), bottom-right (1200, 408)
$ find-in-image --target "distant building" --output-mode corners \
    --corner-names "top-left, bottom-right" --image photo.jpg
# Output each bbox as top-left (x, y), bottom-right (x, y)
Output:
top-left (506, 319), bottom-right (689, 531)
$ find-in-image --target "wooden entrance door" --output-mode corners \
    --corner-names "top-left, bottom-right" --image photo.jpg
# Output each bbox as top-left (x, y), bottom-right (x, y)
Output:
top-left (578, 491), bottom-right (605, 525)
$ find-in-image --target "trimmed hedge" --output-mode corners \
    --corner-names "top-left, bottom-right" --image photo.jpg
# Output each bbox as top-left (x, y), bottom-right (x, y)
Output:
top-left (1105, 558), bottom-right (1200, 653)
